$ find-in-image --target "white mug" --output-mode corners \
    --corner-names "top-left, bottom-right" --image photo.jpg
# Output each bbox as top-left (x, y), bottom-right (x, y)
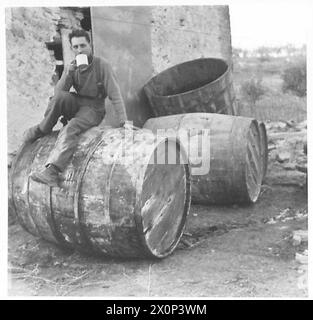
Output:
top-left (76, 54), bottom-right (88, 67)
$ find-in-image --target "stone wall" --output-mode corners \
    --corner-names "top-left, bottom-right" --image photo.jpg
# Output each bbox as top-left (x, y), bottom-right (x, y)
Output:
top-left (6, 7), bottom-right (59, 155)
top-left (151, 6), bottom-right (232, 74)
top-left (6, 7), bottom-right (82, 157)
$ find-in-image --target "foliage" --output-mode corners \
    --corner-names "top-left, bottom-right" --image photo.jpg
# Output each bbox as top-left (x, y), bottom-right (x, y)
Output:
top-left (237, 93), bottom-right (306, 122)
top-left (281, 60), bottom-right (306, 97)
top-left (233, 46), bottom-right (306, 122)
top-left (240, 78), bottom-right (266, 105)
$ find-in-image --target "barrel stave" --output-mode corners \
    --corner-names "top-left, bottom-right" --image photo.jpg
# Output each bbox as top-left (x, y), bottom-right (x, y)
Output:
top-left (28, 134), bottom-right (63, 244)
top-left (12, 140), bottom-right (47, 237)
top-left (258, 122), bottom-right (268, 181)
top-left (80, 130), bottom-right (147, 256)
top-left (49, 129), bottom-right (105, 251)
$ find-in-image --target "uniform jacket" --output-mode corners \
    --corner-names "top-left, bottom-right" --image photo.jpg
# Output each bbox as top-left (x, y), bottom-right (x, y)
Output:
top-left (54, 56), bottom-right (127, 123)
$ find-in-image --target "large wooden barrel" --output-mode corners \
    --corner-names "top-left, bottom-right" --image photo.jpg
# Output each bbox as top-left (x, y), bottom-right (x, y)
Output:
top-left (143, 58), bottom-right (237, 117)
top-left (258, 121), bottom-right (268, 182)
top-left (144, 113), bottom-right (263, 204)
top-left (9, 127), bottom-right (191, 258)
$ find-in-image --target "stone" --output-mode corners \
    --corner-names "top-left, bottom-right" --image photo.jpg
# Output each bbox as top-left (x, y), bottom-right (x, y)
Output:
top-left (296, 120), bottom-right (307, 130)
top-left (283, 163), bottom-right (296, 170)
top-left (292, 230), bottom-right (308, 244)
top-left (292, 235), bottom-right (302, 246)
top-left (295, 164), bottom-right (307, 173)
top-left (276, 151), bottom-right (290, 163)
top-left (295, 252), bottom-right (308, 264)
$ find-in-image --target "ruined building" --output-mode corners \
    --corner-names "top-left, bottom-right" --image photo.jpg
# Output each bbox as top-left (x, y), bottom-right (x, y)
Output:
top-left (6, 6), bottom-right (233, 156)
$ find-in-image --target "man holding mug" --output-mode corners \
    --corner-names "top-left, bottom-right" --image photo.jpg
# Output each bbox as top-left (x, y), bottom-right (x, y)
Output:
top-left (23, 29), bottom-right (128, 187)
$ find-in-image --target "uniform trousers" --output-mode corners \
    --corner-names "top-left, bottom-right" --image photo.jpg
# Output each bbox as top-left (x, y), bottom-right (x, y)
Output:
top-left (39, 91), bottom-right (105, 171)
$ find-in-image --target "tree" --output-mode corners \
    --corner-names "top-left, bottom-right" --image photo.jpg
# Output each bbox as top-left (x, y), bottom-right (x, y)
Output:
top-left (256, 46), bottom-right (271, 62)
top-left (282, 59), bottom-right (306, 97)
top-left (240, 78), bottom-right (266, 106)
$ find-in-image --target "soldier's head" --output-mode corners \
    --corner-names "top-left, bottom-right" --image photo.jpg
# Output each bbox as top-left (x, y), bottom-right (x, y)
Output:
top-left (69, 29), bottom-right (92, 57)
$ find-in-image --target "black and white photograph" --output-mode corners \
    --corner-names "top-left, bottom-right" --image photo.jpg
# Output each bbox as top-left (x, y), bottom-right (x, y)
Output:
top-left (2, 0), bottom-right (311, 300)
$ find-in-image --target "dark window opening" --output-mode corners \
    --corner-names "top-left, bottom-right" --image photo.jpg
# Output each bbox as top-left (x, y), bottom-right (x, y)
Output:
top-left (46, 39), bottom-right (64, 85)
top-left (80, 7), bottom-right (91, 31)
top-left (44, 7), bottom-right (92, 85)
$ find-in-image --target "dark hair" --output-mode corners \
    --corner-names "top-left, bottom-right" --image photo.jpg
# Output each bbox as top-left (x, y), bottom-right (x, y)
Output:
top-left (68, 29), bottom-right (91, 44)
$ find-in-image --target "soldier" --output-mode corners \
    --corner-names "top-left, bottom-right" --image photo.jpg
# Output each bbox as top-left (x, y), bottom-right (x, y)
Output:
top-left (23, 29), bottom-right (128, 187)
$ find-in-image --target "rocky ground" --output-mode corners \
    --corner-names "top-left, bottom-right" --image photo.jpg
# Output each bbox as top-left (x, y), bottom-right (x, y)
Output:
top-left (7, 120), bottom-right (308, 297)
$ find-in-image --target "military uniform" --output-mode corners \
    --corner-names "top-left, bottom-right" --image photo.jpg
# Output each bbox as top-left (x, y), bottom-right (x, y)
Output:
top-left (38, 56), bottom-right (127, 171)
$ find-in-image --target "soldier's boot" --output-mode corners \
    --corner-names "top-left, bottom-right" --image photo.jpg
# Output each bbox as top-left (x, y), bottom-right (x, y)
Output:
top-left (30, 164), bottom-right (60, 188)
top-left (22, 125), bottom-right (44, 144)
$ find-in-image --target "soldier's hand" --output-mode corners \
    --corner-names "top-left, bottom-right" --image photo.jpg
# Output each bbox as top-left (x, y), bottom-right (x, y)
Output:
top-left (119, 120), bottom-right (131, 128)
top-left (122, 121), bottom-right (140, 130)
top-left (68, 60), bottom-right (77, 73)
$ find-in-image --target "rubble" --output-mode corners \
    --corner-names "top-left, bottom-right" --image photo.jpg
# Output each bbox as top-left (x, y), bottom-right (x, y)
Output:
top-left (266, 120), bottom-right (306, 132)
top-left (295, 164), bottom-right (307, 174)
top-left (266, 121), bottom-right (289, 131)
top-left (264, 119), bottom-right (307, 188)
top-left (276, 151), bottom-right (290, 163)
top-left (295, 250), bottom-right (308, 264)
top-left (293, 229), bottom-right (308, 293)
top-left (265, 208), bottom-right (308, 224)
top-left (292, 230), bottom-right (308, 246)
top-left (283, 163), bottom-right (296, 170)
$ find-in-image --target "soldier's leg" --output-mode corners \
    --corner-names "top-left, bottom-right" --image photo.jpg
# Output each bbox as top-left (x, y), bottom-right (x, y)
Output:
top-left (23, 92), bottom-right (79, 144)
top-left (46, 106), bottom-right (104, 172)
top-left (39, 92), bottom-right (79, 134)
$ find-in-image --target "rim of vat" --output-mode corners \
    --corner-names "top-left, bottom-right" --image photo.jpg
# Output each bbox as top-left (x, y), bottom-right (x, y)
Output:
top-left (144, 57), bottom-right (230, 99)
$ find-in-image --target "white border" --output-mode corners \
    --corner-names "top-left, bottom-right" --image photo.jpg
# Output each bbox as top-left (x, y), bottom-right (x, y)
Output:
top-left (1, 0), bottom-right (312, 300)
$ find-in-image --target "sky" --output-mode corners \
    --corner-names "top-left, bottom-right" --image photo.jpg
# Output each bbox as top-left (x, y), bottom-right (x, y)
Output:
top-left (229, 1), bottom-right (310, 50)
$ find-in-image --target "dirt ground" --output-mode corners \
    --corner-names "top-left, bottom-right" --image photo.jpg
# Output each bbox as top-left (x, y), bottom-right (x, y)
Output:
top-left (8, 121), bottom-right (308, 297)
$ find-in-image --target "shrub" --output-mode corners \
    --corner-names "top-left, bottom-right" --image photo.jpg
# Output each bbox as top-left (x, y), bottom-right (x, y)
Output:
top-left (258, 56), bottom-right (271, 63)
top-left (240, 78), bottom-right (266, 106)
top-left (281, 60), bottom-right (306, 97)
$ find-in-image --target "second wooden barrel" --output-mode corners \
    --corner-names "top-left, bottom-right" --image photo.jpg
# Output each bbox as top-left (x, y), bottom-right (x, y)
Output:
top-left (9, 127), bottom-right (191, 258)
top-left (144, 113), bottom-right (263, 204)
top-left (143, 58), bottom-right (237, 117)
